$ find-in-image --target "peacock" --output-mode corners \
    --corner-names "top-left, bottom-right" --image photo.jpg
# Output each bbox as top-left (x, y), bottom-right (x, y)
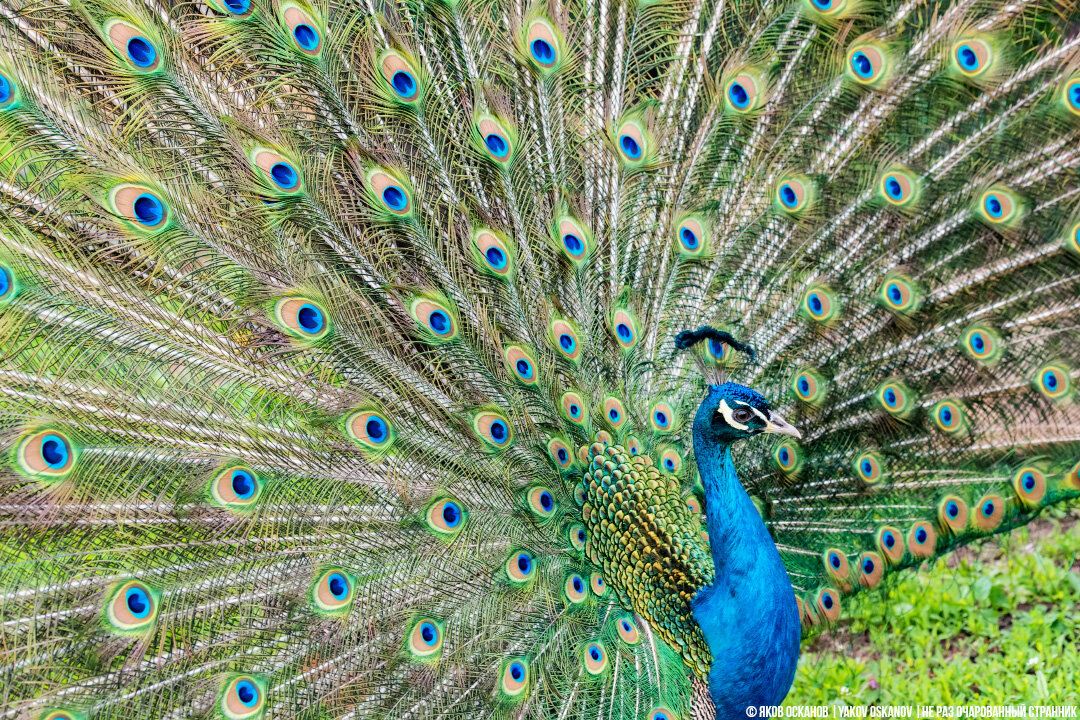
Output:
top-left (0, 0), bottom-right (1078, 715)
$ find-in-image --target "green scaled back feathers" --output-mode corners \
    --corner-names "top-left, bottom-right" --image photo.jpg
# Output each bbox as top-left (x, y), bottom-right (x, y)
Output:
top-left (0, 0), bottom-right (1079, 717)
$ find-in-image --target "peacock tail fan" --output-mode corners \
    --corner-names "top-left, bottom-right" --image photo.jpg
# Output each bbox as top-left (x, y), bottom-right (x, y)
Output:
top-left (0, 0), bottom-right (1078, 717)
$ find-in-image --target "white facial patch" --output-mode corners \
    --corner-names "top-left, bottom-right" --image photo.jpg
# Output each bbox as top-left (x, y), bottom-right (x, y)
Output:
top-left (717, 399), bottom-right (769, 431)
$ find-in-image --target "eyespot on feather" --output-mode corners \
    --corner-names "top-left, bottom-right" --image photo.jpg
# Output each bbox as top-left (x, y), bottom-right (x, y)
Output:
top-left (951, 36), bottom-right (995, 80)
top-left (407, 617), bottom-right (444, 659)
top-left (104, 580), bottom-right (159, 634)
top-left (815, 587), bottom-right (841, 622)
top-left (626, 436), bottom-right (642, 456)
top-left (976, 186), bottom-right (1021, 226)
top-left (685, 494), bottom-right (702, 516)
top-left (209, 466), bottom-right (262, 509)
top-left (804, 0), bottom-right (849, 18)
top-left (16, 429), bottom-right (76, 479)
top-left (499, 658), bottom-right (529, 698)
top-left (775, 175), bottom-right (815, 214)
top-left (1013, 467), bottom-right (1046, 507)
top-left (219, 675), bottom-right (266, 720)
top-left (0, 72), bottom-right (19, 111)
top-left (876, 379), bottom-right (915, 418)
top-left (311, 568), bottom-right (355, 613)
top-left (657, 447), bottom-right (682, 474)
top-left (931, 399), bottom-right (967, 435)
top-left (1065, 220), bottom-right (1080, 256)
top-left (590, 572), bottom-right (606, 596)
top-left (473, 411), bottom-right (513, 449)
top-left (549, 438), bottom-right (574, 469)
top-left (104, 20), bottom-right (161, 72)
top-left (602, 396), bottom-right (627, 429)
top-left (876, 525), bottom-right (904, 563)
top-left (410, 297), bottom-right (458, 342)
top-left (251, 148), bottom-right (303, 194)
top-left (675, 215), bottom-right (708, 256)
top-left (557, 217), bottom-right (592, 265)
top-left (649, 707), bottom-right (680, 720)
top-left (582, 641), bottom-right (608, 675)
top-left (907, 521), bottom-right (936, 558)
top-left (853, 452), bottom-right (885, 486)
top-left (379, 51), bottom-right (422, 104)
top-left (1032, 362), bottom-right (1071, 401)
top-left (504, 345), bottom-right (538, 385)
top-left (846, 41), bottom-right (889, 86)
top-left (855, 552), bottom-right (884, 588)
top-left (937, 494), bottom-right (968, 534)
top-left (615, 615), bottom-right (641, 644)
top-left (561, 391), bottom-right (587, 425)
top-left (611, 308), bottom-right (639, 350)
top-left (526, 487), bottom-right (557, 518)
top-left (724, 69), bottom-right (766, 113)
top-left (473, 228), bottom-right (514, 278)
top-left (38, 711), bottom-right (85, 720)
top-left (801, 284), bottom-right (838, 323)
top-left (1064, 461), bottom-right (1080, 492)
top-left (109, 184), bottom-right (170, 230)
top-left (273, 297), bottom-right (329, 340)
top-left (877, 167), bottom-right (920, 208)
top-left (791, 368), bottom-right (827, 405)
top-left (367, 169), bottom-right (412, 217)
top-left (550, 319), bottom-right (581, 362)
top-left (823, 549), bottom-right (850, 581)
top-left (1060, 75), bottom-right (1080, 116)
top-left (208, 0), bottom-right (253, 16)
top-left (704, 334), bottom-right (733, 363)
top-left (564, 574), bottom-right (587, 604)
top-left (879, 274), bottom-right (920, 314)
top-left (614, 118), bottom-right (649, 166)
top-left (524, 18), bottom-right (561, 73)
top-left (959, 324), bottom-right (1003, 364)
top-left (282, 4), bottom-right (322, 56)
top-left (477, 115), bottom-right (516, 165)
top-left (972, 494), bottom-right (1005, 531)
top-left (649, 401), bottom-right (677, 433)
top-left (425, 497), bottom-right (466, 535)
top-left (774, 442), bottom-right (802, 476)
top-left (506, 551), bottom-right (534, 583)
top-left (568, 523), bottom-right (586, 550)
top-left (346, 409), bottom-right (395, 450)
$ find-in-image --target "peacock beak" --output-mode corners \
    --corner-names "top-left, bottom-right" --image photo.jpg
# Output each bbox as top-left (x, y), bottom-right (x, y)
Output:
top-left (763, 413), bottom-right (801, 439)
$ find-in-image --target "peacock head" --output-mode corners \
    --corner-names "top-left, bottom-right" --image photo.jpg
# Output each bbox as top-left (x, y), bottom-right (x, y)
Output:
top-left (695, 382), bottom-right (800, 445)
top-left (675, 326), bottom-right (801, 446)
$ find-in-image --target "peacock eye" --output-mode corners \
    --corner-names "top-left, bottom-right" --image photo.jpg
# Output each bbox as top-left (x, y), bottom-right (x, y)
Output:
top-left (733, 408), bottom-right (752, 423)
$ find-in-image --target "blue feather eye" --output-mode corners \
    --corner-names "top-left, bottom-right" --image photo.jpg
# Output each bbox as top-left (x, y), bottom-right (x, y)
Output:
top-left (105, 20), bottom-right (162, 72)
top-left (973, 494), bottom-right (1005, 531)
top-left (550, 318), bottom-right (581, 362)
top-left (823, 549), bottom-right (849, 581)
top-left (801, 284), bottom-right (839, 323)
top-left (620, 134), bottom-right (640, 158)
top-left (366, 169), bottom-right (412, 218)
top-left (723, 69), bottom-right (765, 113)
top-left (853, 452), bottom-right (884, 485)
top-left (650, 709), bottom-right (679, 720)
top-left (16, 429), bottom-right (77, 479)
top-left (527, 487), bottom-right (557, 517)
top-left (556, 217), bottom-right (592, 264)
top-left (814, 587), bottom-right (841, 622)
top-left (506, 551), bottom-right (534, 583)
top-left (674, 216), bottom-right (708, 256)
top-left (472, 229), bottom-right (514, 278)
top-left (876, 379), bottom-right (914, 418)
top-left (273, 297), bottom-right (329, 340)
top-left (504, 345), bottom-right (538, 385)
top-left (473, 411), bottom-right (513, 449)
top-left (378, 51), bottom-right (423, 104)
top-left (346, 409), bottom-right (395, 450)
top-left (218, 0), bottom-right (252, 15)
top-left (649, 400), bottom-right (676, 433)
top-left (476, 115), bottom-right (516, 165)
top-left (109, 184), bottom-right (171, 230)
top-left (408, 617), bottom-right (444, 659)
top-left (564, 573), bottom-right (587, 603)
top-left (104, 580), bottom-right (159, 634)
top-left (127, 37), bottom-right (156, 66)
top-left (978, 187), bottom-right (1019, 224)
top-left (499, 658), bottom-right (529, 699)
top-left (614, 117), bottom-right (650, 166)
top-left (392, 71), bottom-right (416, 97)
top-left (220, 675), bottom-right (265, 720)
top-left (0, 265), bottom-right (13, 302)
top-left (657, 447), bottom-right (681, 474)
top-left (210, 465), bottom-right (262, 509)
top-left (525, 18), bottom-right (561, 73)
top-left (0, 72), bottom-right (16, 109)
top-left (1013, 467), bottom-right (1046, 506)
top-left (878, 274), bottom-right (920, 314)
top-left (312, 568), bottom-right (355, 613)
top-left (773, 442), bottom-right (802, 476)
top-left (846, 40), bottom-right (890, 87)
top-left (410, 296), bottom-right (458, 342)
top-left (931, 399), bottom-right (967, 434)
top-left (1033, 362), bottom-right (1071, 401)
top-left (583, 641), bottom-right (608, 674)
top-left (283, 5), bottom-right (322, 55)
top-left (1061, 76), bottom-right (1080, 116)
top-left (907, 521), bottom-right (936, 558)
top-left (548, 438), bottom-right (573, 469)
top-left (857, 551), bottom-right (885, 588)
top-left (876, 525), bottom-right (903, 563)
top-left (426, 497), bottom-right (466, 535)
top-left (938, 495), bottom-right (968, 534)
top-left (590, 572), bottom-right (606, 596)
top-left (602, 397), bottom-right (626, 429)
top-left (791, 368), bottom-right (827, 405)
top-left (611, 308), bottom-right (639, 350)
top-left (951, 37), bottom-right (996, 80)
top-left (568, 524), bottom-right (586, 550)
top-left (561, 391), bottom-right (586, 425)
top-left (959, 324), bottom-right (1003, 364)
top-left (250, 148), bottom-right (303, 194)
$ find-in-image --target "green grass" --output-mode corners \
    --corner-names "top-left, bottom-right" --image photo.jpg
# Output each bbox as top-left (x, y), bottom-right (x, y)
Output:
top-left (785, 506), bottom-right (1080, 707)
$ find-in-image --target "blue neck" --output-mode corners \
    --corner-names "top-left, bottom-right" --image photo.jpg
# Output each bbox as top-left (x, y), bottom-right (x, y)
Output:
top-left (690, 437), bottom-right (801, 716)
